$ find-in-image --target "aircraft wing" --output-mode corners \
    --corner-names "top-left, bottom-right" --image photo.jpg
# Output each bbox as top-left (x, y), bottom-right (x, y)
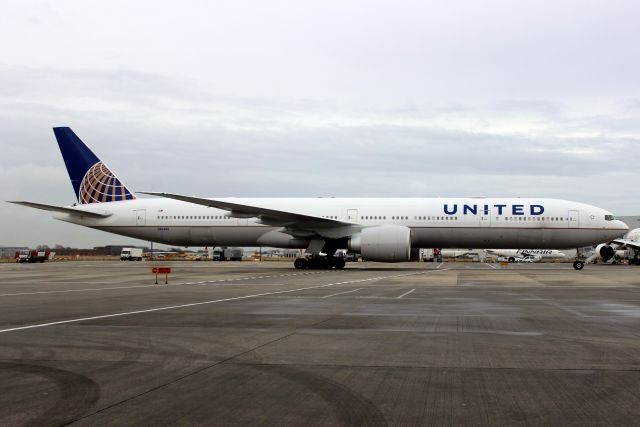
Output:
top-left (8, 201), bottom-right (112, 218)
top-left (139, 192), bottom-right (356, 236)
top-left (610, 238), bottom-right (640, 251)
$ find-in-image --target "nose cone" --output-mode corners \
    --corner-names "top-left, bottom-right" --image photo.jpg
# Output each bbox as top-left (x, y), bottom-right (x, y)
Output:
top-left (614, 220), bottom-right (630, 232)
top-left (607, 220), bottom-right (629, 239)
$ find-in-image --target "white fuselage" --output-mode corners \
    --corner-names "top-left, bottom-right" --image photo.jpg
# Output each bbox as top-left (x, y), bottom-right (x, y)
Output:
top-left (486, 249), bottom-right (567, 259)
top-left (53, 197), bottom-right (628, 250)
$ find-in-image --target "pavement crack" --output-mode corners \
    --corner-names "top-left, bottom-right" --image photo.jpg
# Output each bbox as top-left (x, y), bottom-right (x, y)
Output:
top-left (64, 314), bottom-right (344, 425)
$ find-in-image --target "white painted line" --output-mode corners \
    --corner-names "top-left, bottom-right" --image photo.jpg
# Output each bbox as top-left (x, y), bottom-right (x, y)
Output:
top-left (0, 270), bottom-right (340, 298)
top-left (0, 271), bottom-right (425, 334)
top-left (485, 263), bottom-right (498, 269)
top-left (437, 262), bottom-right (444, 269)
top-left (322, 288), bottom-right (363, 298)
top-left (397, 288), bottom-right (416, 299)
top-left (0, 284), bottom-right (167, 297)
top-left (0, 283), bottom-right (339, 333)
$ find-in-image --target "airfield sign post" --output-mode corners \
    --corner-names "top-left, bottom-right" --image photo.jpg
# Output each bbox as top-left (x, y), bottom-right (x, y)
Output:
top-left (152, 267), bottom-right (171, 284)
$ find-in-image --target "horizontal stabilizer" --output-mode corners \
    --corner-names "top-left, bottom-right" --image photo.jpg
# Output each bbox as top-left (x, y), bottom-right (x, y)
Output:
top-left (8, 201), bottom-right (112, 218)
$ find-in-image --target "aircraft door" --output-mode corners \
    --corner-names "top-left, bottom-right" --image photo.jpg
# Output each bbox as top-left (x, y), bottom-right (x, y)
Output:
top-left (347, 209), bottom-right (358, 222)
top-left (568, 210), bottom-right (579, 228)
top-left (135, 210), bottom-right (146, 226)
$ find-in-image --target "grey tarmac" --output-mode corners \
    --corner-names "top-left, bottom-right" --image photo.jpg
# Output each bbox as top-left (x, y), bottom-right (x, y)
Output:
top-left (1, 261), bottom-right (640, 426)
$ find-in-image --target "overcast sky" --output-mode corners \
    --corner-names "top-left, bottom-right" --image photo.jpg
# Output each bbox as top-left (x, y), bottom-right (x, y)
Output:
top-left (1, 0), bottom-right (639, 248)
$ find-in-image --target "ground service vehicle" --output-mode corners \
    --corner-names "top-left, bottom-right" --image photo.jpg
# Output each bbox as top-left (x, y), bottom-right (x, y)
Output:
top-left (120, 247), bottom-right (143, 261)
top-left (15, 249), bottom-right (54, 263)
top-left (212, 248), bottom-right (243, 261)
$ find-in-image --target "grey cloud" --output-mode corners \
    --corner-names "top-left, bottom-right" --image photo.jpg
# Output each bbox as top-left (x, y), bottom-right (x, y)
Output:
top-left (1, 0), bottom-right (639, 247)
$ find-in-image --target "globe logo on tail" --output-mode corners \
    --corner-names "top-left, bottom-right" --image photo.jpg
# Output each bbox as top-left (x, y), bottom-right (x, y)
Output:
top-left (78, 162), bottom-right (135, 204)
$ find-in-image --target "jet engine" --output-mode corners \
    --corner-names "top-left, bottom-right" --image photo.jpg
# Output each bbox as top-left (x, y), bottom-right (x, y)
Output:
top-left (348, 225), bottom-right (413, 262)
top-left (595, 243), bottom-right (616, 262)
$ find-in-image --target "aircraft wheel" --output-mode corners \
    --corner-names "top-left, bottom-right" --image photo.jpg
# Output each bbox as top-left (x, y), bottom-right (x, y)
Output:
top-left (573, 260), bottom-right (584, 270)
top-left (333, 258), bottom-right (346, 270)
top-left (294, 258), bottom-right (308, 270)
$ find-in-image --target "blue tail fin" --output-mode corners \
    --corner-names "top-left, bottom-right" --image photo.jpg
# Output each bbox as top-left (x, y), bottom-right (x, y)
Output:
top-left (53, 127), bottom-right (136, 204)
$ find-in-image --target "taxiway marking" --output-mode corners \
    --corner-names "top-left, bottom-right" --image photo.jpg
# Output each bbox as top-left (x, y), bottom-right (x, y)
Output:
top-left (322, 288), bottom-right (363, 298)
top-left (0, 270), bottom-right (335, 297)
top-left (0, 270), bottom-right (444, 333)
top-left (396, 289), bottom-right (416, 299)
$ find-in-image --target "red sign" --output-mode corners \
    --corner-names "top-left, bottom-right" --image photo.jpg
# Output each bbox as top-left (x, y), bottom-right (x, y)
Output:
top-left (152, 267), bottom-right (172, 274)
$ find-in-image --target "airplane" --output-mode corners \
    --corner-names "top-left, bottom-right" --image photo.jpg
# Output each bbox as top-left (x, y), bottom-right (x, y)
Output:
top-left (485, 249), bottom-right (567, 262)
top-left (441, 248), bottom-right (564, 263)
top-left (441, 249), bottom-right (487, 260)
top-left (8, 127), bottom-right (629, 270)
top-left (585, 228), bottom-right (640, 265)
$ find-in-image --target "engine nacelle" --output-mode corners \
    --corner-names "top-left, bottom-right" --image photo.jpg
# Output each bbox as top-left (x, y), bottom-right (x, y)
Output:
top-left (348, 225), bottom-right (412, 262)
top-left (596, 243), bottom-right (615, 262)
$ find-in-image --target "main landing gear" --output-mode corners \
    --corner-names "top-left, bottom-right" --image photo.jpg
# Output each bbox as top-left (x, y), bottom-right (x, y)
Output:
top-left (294, 255), bottom-right (346, 270)
top-left (294, 236), bottom-right (348, 270)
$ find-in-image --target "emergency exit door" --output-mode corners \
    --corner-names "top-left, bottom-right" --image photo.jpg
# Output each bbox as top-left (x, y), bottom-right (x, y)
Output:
top-left (347, 209), bottom-right (358, 222)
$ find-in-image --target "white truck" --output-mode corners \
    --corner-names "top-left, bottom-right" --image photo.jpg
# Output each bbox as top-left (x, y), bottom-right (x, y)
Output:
top-left (212, 247), bottom-right (243, 261)
top-left (420, 248), bottom-right (435, 262)
top-left (120, 247), bottom-right (143, 261)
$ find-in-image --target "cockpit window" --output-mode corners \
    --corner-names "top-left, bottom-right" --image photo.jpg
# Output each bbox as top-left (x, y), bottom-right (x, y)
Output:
top-left (605, 215), bottom-right (615, 221)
